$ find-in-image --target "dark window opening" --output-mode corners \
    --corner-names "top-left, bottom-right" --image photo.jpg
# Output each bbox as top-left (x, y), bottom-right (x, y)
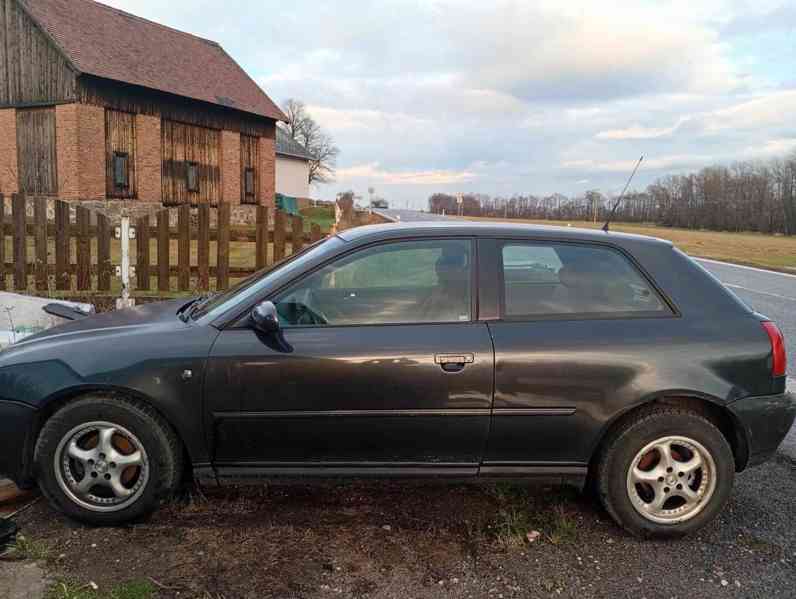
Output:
top-left (113, 152), bottom-right (129, 189)
top-left (244, 167), bottom-right (256, 196)
top-left (186, 161), bottom-right (199, 192)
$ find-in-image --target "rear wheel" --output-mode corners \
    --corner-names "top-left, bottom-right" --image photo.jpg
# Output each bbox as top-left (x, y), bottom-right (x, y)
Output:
top-left (597, 406), bottom-right (734, 538)
top-left (35, 395), bottom-right (182, 525)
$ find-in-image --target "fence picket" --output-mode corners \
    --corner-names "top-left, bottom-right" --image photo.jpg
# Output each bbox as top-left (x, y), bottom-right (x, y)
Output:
top-left (157, 211), bottom-right (170, 292)
top-left (178, 204), bottom-right (190, 291)
top-left (54, 200), bottom-right (70, 290)
top-left (97, 213), bottom-right (111, 291)
top-left (217, 203), bottom-right (230, 290)
top-left (311, 223), bottom-right (322, 243)
top-left (198, 204), bottom-right (210, 291)
top-left (12, 194), bottom-right (26, 290)
top-left (137, 214), bottom-right (151, 291)
top-left (34, 197), bottom-right (47, 291)
top-left (256, 205), bottom-right (268, 270)
top-left (291, 216), bottom-right (304, 255)
top-left (0, 194), bottom-right (5, 290)
top-left (273, 210), bottom-right (286, 263)
top-left (76, 206), bottom-right (91, 290)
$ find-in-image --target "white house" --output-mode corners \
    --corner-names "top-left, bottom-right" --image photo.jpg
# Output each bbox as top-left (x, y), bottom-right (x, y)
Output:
top-left (276, 128), bottom-right (312, 199)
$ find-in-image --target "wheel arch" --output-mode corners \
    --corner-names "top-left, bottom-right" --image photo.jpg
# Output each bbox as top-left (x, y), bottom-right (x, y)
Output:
top-left (588, 392), bottom-right (750, 474)
top-left (29, 384), bottom-right (195, 477)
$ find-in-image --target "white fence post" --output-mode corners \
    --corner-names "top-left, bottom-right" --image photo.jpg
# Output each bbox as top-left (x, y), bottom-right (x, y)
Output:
top-left (115, 216), bottom-right (136, 309)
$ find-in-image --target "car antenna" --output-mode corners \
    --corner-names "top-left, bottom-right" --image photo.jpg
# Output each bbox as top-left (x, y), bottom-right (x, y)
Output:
top-left (602, 155), bottom-right (644, 232)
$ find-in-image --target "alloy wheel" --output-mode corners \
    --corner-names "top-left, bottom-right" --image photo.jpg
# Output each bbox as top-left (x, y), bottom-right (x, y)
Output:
top-left (626, 435), bottom-right (717, 524)
top-left (53, 421), bottom-right (150, 513)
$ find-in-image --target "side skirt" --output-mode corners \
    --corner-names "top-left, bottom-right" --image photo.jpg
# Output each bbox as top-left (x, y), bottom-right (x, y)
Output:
top-left (194, 462), bottom-right (588, 488)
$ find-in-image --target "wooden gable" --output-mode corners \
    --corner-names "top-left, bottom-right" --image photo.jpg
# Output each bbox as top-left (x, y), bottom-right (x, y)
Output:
top-left (0, 0), bottom-right (76, 107)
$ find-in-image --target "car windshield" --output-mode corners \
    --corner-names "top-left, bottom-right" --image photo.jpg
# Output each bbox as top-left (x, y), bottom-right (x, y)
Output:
top-left (190, 236), bottom-right (343, 322)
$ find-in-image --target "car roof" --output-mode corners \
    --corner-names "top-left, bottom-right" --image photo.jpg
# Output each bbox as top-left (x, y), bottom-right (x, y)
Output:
top-left (337, 220), bottom-right (673, 248)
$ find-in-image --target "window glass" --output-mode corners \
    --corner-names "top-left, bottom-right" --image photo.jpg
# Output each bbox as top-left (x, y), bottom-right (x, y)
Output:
top-left (502, 243), bottom-right (667, 317)
top-left (275, 240), bottom-right (472, 326)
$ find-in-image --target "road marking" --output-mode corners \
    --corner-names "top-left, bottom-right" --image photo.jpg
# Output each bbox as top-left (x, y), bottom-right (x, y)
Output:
top-left (723, 284), bottom-right (796, 303)
top-left (695, 258), bottom-right (796, 280)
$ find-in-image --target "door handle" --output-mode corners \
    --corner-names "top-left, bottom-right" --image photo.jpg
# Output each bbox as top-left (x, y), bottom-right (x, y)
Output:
top-left (435, 354), bottom-right (474, 372)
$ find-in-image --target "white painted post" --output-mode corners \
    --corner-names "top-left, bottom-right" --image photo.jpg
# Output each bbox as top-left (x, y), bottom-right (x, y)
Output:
top-left (115, 216), bottom-right (136, 310)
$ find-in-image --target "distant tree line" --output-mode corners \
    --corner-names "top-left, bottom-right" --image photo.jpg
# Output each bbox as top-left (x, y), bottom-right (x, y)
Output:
top-left (428, 153), bottom-right (796, 235)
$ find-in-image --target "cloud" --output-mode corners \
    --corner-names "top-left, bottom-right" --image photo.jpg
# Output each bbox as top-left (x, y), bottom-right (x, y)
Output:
top-left (336, 163), bottom-right (478, 186)
top-left (596, 121), bottom-right (686, 140)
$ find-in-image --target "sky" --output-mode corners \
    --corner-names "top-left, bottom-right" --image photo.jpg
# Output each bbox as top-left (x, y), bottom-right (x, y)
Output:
top-left (103, 0), bottom-right (796, 209)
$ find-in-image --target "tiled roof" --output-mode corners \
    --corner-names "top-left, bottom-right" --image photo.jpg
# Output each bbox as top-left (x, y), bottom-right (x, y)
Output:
top-left (22, 0), bottom-right (286, 121)
top-left (276, 127), bottom-right (313, 160)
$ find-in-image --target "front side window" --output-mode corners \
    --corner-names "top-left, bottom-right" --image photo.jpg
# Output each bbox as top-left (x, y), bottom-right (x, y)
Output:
top-left (113, 152), bottom-right (129, 189)
top-left (186, 161), bottom-right (199, 192)
top-left (275, 240), bottom-right (473, 326)
top-left (502, 242), bottom-right (668, 318)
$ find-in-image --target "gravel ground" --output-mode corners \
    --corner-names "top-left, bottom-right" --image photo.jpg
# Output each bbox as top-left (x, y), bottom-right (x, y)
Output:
top-left (7, 455), bottom-right (796, 599)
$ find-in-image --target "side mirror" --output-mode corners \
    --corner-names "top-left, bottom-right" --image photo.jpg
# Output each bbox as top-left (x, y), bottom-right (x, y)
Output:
top-left (251, 300), bottom-right (280, 334)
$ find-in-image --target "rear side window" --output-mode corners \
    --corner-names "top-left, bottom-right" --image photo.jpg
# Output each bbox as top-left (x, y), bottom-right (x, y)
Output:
top-left (501, 243), bottom-right (669, 318)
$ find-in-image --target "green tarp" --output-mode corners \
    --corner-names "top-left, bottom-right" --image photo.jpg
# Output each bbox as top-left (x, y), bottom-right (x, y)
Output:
top-left (275, 194), bottom-right (300, 215)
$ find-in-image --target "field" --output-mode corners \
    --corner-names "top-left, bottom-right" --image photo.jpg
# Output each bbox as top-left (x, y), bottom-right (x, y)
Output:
top-left (459, 217), bottom-right (796, 273)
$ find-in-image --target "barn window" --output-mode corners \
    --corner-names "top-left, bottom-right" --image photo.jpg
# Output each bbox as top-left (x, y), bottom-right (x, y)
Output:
top-left (186, 162), bottom-right (200, 192)
top-left (113, 152), bottom-right (129, 189)
top-left (244, 167), bottom-right (256, 196)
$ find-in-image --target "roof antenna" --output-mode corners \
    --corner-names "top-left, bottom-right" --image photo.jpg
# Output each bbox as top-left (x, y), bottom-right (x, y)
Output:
top-left (602, 156), bottom-right (643, 232)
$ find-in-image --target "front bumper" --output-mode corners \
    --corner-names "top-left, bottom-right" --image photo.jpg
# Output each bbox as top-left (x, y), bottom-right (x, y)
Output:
top-left (0, 400), bottom-right (38, 487)
top-left (727, 391), bottom-right (796, 467)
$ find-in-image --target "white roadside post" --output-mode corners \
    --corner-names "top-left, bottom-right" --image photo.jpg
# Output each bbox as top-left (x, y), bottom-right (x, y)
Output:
top-left (115, 216), bottom-right (136, 310)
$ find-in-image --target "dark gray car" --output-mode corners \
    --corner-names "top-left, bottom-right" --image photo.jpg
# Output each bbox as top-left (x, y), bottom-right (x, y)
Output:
top-left (0, 222), bottom-right (792, 537)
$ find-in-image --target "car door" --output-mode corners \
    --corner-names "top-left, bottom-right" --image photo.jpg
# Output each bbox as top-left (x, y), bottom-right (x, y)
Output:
top-left (479, 239), bottom-right (675, 475)
top-left (204, 237), bottom-right (495, 476)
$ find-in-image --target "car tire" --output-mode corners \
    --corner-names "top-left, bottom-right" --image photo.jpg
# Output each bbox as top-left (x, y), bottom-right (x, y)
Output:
top-left (596, 406), bottom-right (734, 538)
top-left (34, 394), bottom-right (182, 526)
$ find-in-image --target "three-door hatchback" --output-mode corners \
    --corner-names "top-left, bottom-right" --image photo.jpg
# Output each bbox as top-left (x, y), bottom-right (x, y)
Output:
top-left (0, 222), bottom-right (792, 537)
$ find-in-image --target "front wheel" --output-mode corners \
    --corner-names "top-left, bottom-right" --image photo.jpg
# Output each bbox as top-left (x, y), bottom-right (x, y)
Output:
top-left (34, 395), bottom-right (182, 525)
top-left (596, 406), bottom-right (735, 538)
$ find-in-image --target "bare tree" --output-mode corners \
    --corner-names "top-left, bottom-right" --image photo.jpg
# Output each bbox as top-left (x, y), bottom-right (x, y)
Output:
top-left (281, 99), bottom-right (340, 185)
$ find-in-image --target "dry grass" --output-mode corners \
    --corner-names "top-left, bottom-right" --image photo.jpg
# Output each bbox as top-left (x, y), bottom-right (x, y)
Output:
top-left (458, 216), bottom-right (796, 272)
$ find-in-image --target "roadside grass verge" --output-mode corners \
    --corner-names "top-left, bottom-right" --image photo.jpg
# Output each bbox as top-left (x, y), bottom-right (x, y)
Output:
top-left (457, 216), bottom-right (796, 273)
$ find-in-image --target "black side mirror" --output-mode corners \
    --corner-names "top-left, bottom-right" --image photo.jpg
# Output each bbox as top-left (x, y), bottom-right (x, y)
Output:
top-left (251, 300), bottom-right (280, 334)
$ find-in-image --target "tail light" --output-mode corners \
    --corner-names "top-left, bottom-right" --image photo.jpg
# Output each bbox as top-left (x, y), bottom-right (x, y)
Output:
top-left (762, 321), bottom-right (787, 377)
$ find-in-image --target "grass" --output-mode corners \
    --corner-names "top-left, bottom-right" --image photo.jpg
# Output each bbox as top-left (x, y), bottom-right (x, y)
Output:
top-left (300, 205), bottom-right (335, 233)
top-left (489, 483), bottom-right (579, 549)
top-left (48, 579), bottom-right (154, 599)
top-left (11, 534), bottom-right (51, 561)
top-left (458, 216), bottom-right (796, 273)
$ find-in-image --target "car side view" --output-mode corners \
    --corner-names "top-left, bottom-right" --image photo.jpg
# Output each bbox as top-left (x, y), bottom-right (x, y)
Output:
top-left (0, 222), bottom-right (792, 537)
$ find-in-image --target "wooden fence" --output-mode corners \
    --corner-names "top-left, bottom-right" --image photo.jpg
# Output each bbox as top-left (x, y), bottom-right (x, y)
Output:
top-left (0, 193), bottom-right (323, 295)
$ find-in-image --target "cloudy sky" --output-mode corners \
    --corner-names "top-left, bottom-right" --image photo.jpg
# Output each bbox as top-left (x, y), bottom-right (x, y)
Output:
top-left (104, 0), bottom-right (796, 208)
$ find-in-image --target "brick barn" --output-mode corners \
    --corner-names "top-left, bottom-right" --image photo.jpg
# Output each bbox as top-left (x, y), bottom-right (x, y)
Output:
top-left (0, 0), bottom-right (286, 209)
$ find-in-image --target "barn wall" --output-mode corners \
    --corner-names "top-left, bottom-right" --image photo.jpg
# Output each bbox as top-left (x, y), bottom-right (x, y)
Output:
top-left (78, 76), bottom-right (271, 137)
top-left (105, 109), bottom-right (137, 198)
top-left (55, 103), bottom-right (105, 200)
top-left (16, 106), bottom-right (57, 194)
top-left (0, 107), bottom-right (18, 192)
top-left (259, 124), bottom-right (276, 209)
top-left (0, 0), bottom-right (76, 106)
top-left (136, 113), bottom-right (161, 202)
top-left (161, 119), bottom-right (221, 206)
top-left (240, 133), bottom-right (259, 204)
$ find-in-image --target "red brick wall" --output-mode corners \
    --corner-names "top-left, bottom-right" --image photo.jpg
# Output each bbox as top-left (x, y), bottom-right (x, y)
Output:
top-left (259, 122), bottom-right (276, 209)
top-left (0, 108), bottom-right (18, 194)
top-left (136, 114), bottom-right (162, 202)
top-left (56, 103), bottom-right (105, 200)
top-left (220, 130), bottom-right (241, 205)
